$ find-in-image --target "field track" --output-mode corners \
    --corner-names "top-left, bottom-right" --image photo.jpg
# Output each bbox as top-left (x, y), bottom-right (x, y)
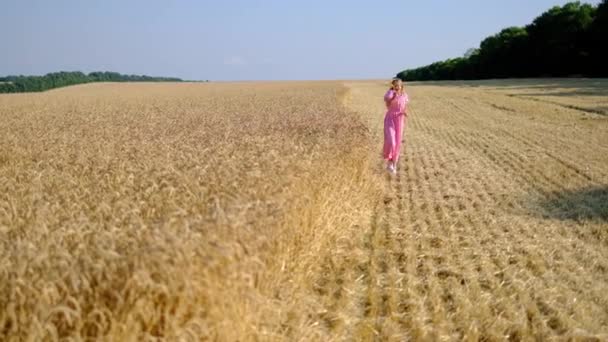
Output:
top-left (319, 80), bottom-right (608, 340)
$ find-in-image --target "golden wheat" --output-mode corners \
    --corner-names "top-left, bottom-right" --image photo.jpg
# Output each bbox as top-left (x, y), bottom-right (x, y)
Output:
top-left (0, 81), bottom-right (378, 340)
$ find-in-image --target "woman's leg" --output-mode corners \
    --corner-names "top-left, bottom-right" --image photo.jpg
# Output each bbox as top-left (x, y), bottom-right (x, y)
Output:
top-left (383, 115), bottom-right (396, 162)
top-left (393, 115), bottom-right (403, 166)
top-left (399, 115), bottom-right (407, 160)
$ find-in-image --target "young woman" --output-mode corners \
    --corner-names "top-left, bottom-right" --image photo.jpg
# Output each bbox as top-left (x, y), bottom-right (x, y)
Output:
top-left (383, 78), bottom-right (409, 173)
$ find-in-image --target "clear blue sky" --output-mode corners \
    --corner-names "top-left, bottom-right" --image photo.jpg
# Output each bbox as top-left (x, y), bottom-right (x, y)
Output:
top-left (0, 0), bottom-right (601, 81)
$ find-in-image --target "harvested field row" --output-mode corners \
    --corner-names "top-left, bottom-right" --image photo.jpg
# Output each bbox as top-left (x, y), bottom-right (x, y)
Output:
top-left (315, 80), bottom-right (608, 340)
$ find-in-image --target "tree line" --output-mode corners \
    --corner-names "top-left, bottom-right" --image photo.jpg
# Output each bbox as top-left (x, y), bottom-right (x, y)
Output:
top-left (0, 71), bottom-right (183, 93)
top-left (397, 0), bottom-right (608, 81)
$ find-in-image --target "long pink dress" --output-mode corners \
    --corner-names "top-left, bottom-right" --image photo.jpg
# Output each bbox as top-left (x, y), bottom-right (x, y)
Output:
top-left (383, 89), bottom-right (409, 163)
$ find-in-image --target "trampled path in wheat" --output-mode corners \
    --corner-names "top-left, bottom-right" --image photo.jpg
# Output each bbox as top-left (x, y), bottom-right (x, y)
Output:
top-left (312, 81), bottom-right (608, 340)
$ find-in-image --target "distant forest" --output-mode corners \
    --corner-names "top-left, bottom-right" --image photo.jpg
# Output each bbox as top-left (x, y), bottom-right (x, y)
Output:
top-left (0, 71), bottom-right (183, 93)
top-left (397, 0), bottom-right (608, 81)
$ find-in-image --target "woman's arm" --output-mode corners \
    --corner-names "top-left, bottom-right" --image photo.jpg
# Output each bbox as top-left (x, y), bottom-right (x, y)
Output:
top-left (384, 89), bottom-right (396, 106)
top-left (401, 93), bottom-right (410, 116)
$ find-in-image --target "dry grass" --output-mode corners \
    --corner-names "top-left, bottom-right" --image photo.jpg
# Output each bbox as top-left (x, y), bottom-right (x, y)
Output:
top-left (1, 79), bottom-right (607, 341)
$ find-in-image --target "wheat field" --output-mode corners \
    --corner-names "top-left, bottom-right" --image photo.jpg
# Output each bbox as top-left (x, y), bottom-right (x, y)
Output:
top-left (0, 79), bottom-right (607, 340)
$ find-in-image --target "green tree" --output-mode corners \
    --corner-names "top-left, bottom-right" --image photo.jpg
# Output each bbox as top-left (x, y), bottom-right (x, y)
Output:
top-left (526, 1), bottom-right (595, 76)
top-left (0, 71), bottom-right (184, 93)
top-left (590, 0), bottom-right (608, 76)
top-left (477, 26), bottom-right (529, 78)
top-left (396, 1), bottom-right (603, 81)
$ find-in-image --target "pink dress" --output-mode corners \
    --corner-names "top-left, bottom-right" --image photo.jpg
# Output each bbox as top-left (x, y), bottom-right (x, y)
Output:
top-left (383, 89), bottom-right (409, 163)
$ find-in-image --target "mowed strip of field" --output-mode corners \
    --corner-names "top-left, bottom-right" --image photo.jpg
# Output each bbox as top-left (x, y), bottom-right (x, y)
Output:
top-left (319, 80), bottom-right (606, 340)
top-left (0, 82), bottom-right (380, 340)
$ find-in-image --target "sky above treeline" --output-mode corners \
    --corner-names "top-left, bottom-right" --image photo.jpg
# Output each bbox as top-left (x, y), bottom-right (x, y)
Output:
top-left (0, 0), bottom-right (602, 81)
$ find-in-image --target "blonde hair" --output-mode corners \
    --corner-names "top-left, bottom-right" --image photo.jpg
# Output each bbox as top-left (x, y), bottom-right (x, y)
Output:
top-left (391, 78), bottom-right (404, 95)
